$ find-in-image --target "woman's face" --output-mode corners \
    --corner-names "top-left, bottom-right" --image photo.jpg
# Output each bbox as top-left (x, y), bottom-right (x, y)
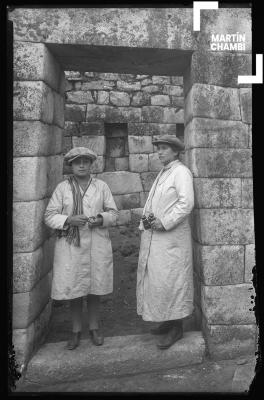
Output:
top-left (71, 156), bottom-right (92, 178)
top-left (157, 143), bottom-right (179, 165)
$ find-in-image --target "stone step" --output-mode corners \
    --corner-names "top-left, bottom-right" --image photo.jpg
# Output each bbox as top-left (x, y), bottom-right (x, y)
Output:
top-left (24, 331), bottom-right (205, 386)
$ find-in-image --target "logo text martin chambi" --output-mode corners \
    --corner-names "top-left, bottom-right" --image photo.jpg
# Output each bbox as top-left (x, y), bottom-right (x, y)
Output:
top-left (210, 33), bottom-right (246, 51)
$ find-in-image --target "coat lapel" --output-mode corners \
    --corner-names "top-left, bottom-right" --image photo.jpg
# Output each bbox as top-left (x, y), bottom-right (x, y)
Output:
top-left (157, 160), bottom-right (181, 185)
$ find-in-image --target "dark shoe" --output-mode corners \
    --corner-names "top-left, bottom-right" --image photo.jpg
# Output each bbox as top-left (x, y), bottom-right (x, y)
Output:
top-left (150, 321), bottom-right (174, 335)
top-left (89, 329), bottom-right (104, 346)
top-left (157, 320), bottom-right (183, 350)
top-left (67, 331), bottom-right (81, 350)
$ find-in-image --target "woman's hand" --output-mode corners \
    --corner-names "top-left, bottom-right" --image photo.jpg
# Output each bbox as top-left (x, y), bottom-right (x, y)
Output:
top-left (88, 215), bottom-right (103, 228)
top-left (67, 215), bottom-right (88, 227)
top-left (150, 217), bottom-right (165, 231)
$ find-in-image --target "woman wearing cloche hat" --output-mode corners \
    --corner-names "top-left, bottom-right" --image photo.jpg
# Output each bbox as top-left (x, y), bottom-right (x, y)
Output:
top-left (137, 135), bottom-right (194, 349)
top-left (44, 147), bottom-right (118, 350)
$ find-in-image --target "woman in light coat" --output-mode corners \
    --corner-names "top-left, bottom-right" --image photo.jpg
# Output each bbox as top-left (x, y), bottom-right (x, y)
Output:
top-left (137, 135), bottom-right (194, 349)
top-left (44, 147), bottom-right (118, 350)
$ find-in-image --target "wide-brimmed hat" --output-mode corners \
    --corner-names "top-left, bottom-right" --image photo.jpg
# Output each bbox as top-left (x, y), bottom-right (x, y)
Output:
top-left (152, 134), bottom-right (185, 151)
top-left (64, 147), bottom-right (97, 165)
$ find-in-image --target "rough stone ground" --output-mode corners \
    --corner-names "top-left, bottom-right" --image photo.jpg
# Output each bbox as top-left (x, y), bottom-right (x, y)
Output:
top-left (15, 355), bottom-right (257, 393)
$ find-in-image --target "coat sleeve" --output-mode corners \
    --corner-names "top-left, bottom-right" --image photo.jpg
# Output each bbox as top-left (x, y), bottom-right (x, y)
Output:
top-left (44, 182), bottom-right (69, 230)
top-left (160, 167), bottom-right (194, 231)
top-left (98, 183), bottom-right (119, 228)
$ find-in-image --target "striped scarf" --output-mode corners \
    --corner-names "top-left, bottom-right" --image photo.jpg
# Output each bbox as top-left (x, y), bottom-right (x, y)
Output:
top-left (57, 175), bottom-right (90, 247)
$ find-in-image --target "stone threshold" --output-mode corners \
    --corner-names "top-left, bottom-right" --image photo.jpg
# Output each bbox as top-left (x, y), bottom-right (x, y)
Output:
top-left (22, 331), bottom-right (205, 387)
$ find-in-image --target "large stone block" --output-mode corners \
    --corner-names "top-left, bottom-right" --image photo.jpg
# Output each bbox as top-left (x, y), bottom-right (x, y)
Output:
top-left (240, 88), bottom-right (252, 124)
top-left (148, 153), bottom-right (162, 171)
top-left (186, 148), bottom-right (252, 177)
top-left (186, 52), bottom-right (252, 92)
top-left (128, 123), bottom-right (176, 136)
top-left (97, 91), bottom-right (109, 105)
top-left (110, 91), bottom-right (130, 106)
top-left (33, 299), bottom-right (52, 351)
top-left (65, 104), bottom-right (86, 122)
top-left (82, 80), bottom-right (115, 90)
top-left (162, 85), bottom-right (183, 96)
top-left (141, 78), bottom-right (152, 86)
top-left (141, 106), bottom-right (164, 122)
top-left (14, 81), bottom-right (54, 123)
top-left (79, 122), bottom-right (105, 136)
top-left (152, 76), bottom-right (170, 85)
top-left (90, 156), bottom-right (105, 173)
top-left (96, 172), bottom-right (143, 195)
top-left (72, 135), bottom-right (106, 156)
top-left (171, 76), bottom-right (183, 85)
top-left (115, 157), bottom-right (129, 171)
top-left (142, 85), bottom-right (160, 93)
top-left (13, 121), bottom-right (63, 157)
top-left (13, 199), bottom-right (49, 252)
top-left (185, 118), bottom-right (249, 149)
top-left (116, 81), bottom-right (140, 91)
top-left (241, 178), bottom-right (253, 208)
top-left (193, 243), bottom-right (244, 285)
top-left (96, 72), bottom-right (119, 81)
top-left (66, 90), bottom-right (94, 104)
top-left (13, 42), bottom-right (62, 92)
top-left (140, 172), bottom-right (158, 191)
top-left (47, 155), bottom-right (64, 196)
top-left (131, 92), bottom-right (149, 106)
top-left (201, 283), bottom-right (255, 325)
top-left (13, 271), bottom-right (52, 329)
top-left (53, 92), bottom-right (65, 128)
top-left (151, 95), bottom-right (170, 106)
top-left (185, 84), bottom-right (241, 125)
top-left (193, 178), bottom-right (241, 208)
top-left (171, 96), bottom-right (184, 108)
top-left (113, 193), bottom-right (141, 210)
top-left (203, 322), bottom-right (257, 360)
top-left (245, 244), bottom-right (255, 283)
top-left (128, 136), bottom-right (153, 154)
top-left (193, 209), bottom-right (254, 245)
top-left (129, 154), bottom-right (149, 172)
top-left (12, 325), bottom-right (34, 367)
top-left (163, 108), bottom-right (184, 123)
top-left (13, 157), bottom-right (48, 201)
top-left (86, 104), bottom-right (141, 123)
top-left (13, 247), bottom-right (43, 293)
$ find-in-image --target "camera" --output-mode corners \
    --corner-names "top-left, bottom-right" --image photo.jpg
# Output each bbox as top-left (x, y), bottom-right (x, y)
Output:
top-left (141, 213), bottom-right (155, 230)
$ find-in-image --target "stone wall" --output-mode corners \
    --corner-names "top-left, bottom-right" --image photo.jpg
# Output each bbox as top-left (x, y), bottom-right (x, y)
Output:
top-left (13, 42), bottom-right (66, 365)
top-left (63, 71), bottom-right (184, 225)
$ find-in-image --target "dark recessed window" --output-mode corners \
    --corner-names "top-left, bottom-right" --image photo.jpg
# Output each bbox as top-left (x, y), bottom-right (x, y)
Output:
top-left (176, 123), bottom-right (184, 142)
top-left (104, 123), bottom-right (128, 172)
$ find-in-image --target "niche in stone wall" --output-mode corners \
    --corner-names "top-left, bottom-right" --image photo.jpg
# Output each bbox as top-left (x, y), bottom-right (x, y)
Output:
top-left (104, 123), bottom-right (128, 171)
top-left (176, 123), bottom-right (184, 142)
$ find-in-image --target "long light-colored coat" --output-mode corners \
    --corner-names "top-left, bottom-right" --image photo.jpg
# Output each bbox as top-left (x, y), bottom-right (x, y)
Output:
top-left (137, 159), bottom-right (194, 322)
top-left (44, 178), bottom-right (118, 300)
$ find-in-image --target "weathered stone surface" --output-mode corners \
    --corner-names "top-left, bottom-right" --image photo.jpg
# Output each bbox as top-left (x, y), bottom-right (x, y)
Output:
top-left (140, 191), bottom-right (149, 207)
top-left (13, 157), bottom-right (48, 201)
top-left (115, 157), bottom-right (129, 171)
top-left (113, 193), bottom-right (141, 210)
top-left (104, 157), bottom-right (116, 172)
top-left (193, 209), bottom-right (254, 245)
top-left (241, 178), bottom-right (253, 208)
top-left (65, 71), bottom-right (81, 79)
top-left (110, 91), bottom-right (130, 106)
top-left (33, 299), bottom-right (52, 350)
top-left (128, 123), bottom-right (176, 136)
top-left (185, 118), bottom-right (249, 149)
top-left (80, 122), bottom-right (105, 136)
top-left (136, 75), bottom-right (149, 80)
top-left (14, 81), bottom-right (54, 123)
top-left (72, 135), bottom-right (106, 155)
top-left (97, 91), bottom-right (109, 105)
top-left (96, 72), bottom-right (119, 81)
top-left (240, 88), bottom-right (252, 124)
top-left (185, 84), bottom-right (241, 124)
top-left (193, 178), bottom-right (241, 208)
top-left (203, 322), bottom-right (257, 360)
top-left (64, 121), bottom-right (80, 137)
top-left (128, 136), bottom-right (153, 153)
top-left (97, 171), bottom-right (143, 195)
top-left (53, 92), bottom-right (65, 128)
top-left (171, 96), bottom-right (184, 108)
top-left (163, 108), bottom-right (184, 123)
top-left (141, 106), bottom-right (164, 122)
top-left (13, 272), bottom-right (52, 329)
top-left (106, 137), bottom-right (126, 158)
top-left (86, 104), bottom-right (141, 122)
top-left (131, 92), bottom-right (149, 106)
top-left (117, 81), bottom-right (140, 91)
top-left (248, 125), bottom-right (252, 148)
top-left (163, 85), bottom-right (183, 96)
top-left (142, 85), bottom-right (160, 94)
top-left (186, 149), bottom-right (252, 177)
top-left (151, 95), bottom-right (170, 106)
top-left (13, 199), bottom-right (49, 252)
top-left (148, 153), bottom-right (162, 171)
top-left (116, 210), bottom-right (131, 226)
top-left (66, 90), bottom-right (94, 104)
top-left (152, 76), bottom-right (170, 85)
top-left (90, 156), bottom-right (105, 173)
top-left (186, 52), bottom-right (252, 91)
top-left (13, 42), bottom-right (62, 92)
top-left (140, 172), bottom-right (158, 191)
top-left (82, 80), bottom-right (115, 90)
top-left (46, 156), bottom-right (64, 196)
top-left (201, 283), bottom-right (255, 325)
top-left (13, 324), bottom-right (34, 366)
top-left (129, 154), bottom-right (149, 172)
top-left (62, 136), bottom-right (72, 154)
top-left (171, 76), bottom-right (183, 85)
top-left (65, 104), bottom-right (86, 122)
top-left (118, 74), bottom-right (135, 82)
top-left (74, 81), bottom-right (82, 90)
top-left (193, 243), bottom-right (244, 285)
top-left (141, 78), bottom-right (152, 86)
top-left (245, 244), bottom-right (255, 283)
top-left (13, 121), bottom-right (63, 156)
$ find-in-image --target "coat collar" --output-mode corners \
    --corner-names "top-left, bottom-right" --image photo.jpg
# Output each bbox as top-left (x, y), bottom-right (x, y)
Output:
top-left (157, 159), bottom-right (181, 185)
